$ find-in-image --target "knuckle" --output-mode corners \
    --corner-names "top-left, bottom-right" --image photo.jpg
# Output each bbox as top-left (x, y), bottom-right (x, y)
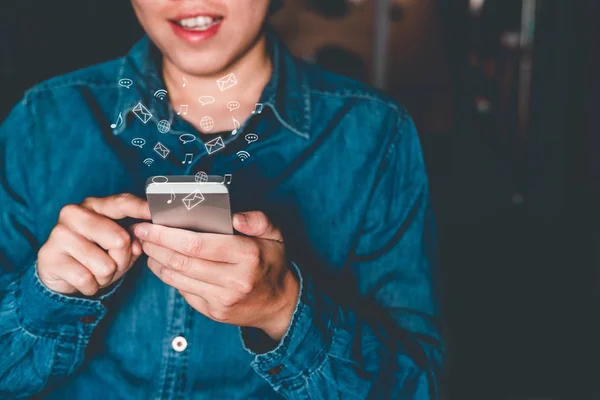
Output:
top-left (115, 231), bottom-right (131, 247)
top-left (167, 252), bottom-right (189, 271)
top-left (184, 236), bottom-right (203, 256)
top-left (256, 213), bottom-right (269, 232)
top-left (115, 193), bottom-right (133, 203)
top-left (243, 244), bottom-right (262, 265)
top-left (59, 204), bottom-right (79, 220)
top-left (52, 223), bottom-right (70, 239)
top-left (220, 292), bottom-right (241, 307)
top-left (159, 265), bottom-right (174, 283)
top-left (95, 260), bottom-right (117, 278)
top-left (231, 278), bottom-right (253, 294)
top-left (208, 308), bottom-right (229, 322)
top-left (80, 196), bottom-right (97, 207)
top-left (76, 273), bottom-right (95, 289)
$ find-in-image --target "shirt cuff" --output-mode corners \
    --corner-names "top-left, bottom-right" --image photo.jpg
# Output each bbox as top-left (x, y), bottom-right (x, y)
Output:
top-left (241, 261), bottom-right (335, 388)
top-left (16, 263), bottom-right (122, 340)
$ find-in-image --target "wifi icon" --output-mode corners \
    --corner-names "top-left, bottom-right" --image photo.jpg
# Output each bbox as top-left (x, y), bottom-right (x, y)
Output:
top-left (236, 151), bottom-right (250, 161)
top-left (153, 89), bottom-right (168, 100)
top-left (143, 158), bottom-right (154, 166)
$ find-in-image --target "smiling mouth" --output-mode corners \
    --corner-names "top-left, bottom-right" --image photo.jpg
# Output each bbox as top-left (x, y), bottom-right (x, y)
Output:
top-left (171, 16), bottom-right (224, 31)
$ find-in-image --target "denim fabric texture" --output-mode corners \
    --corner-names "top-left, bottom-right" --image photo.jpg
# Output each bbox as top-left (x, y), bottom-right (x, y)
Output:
top-left (0, 30), bottom-right (443, 399)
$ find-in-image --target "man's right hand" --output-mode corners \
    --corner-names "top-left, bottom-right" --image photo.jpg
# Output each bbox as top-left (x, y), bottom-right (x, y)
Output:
top-left (37, 193), bottom-right (151, 296)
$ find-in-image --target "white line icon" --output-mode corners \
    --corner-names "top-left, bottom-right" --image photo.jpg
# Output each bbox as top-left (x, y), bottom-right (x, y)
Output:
top-left (111, 113), bottom-right (123, 129)
top-left (154, 89), bottom-right (168, 100)
top-left (217, 73), bottom-right (238, 91)
top-left (182, 190), bottom-right (205, 211)
top-left (198, 96), bottom-right (216, 106)
top-left (132, 102), bottom-right (152, 124)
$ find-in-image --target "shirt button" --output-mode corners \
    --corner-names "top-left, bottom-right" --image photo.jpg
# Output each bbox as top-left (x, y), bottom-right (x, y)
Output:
top-left (79, 315), bottom-right (97, 324)
top-left (171, 336), bottom-right (188, 352)
top-left (267, 364), bottom-right (283, 376)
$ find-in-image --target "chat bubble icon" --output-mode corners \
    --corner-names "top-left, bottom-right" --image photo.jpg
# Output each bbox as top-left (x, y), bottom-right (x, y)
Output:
top-left (227, 101), bottom-right (240, 111)
top-left (245, 133), bottom-right (258, 144)
top-left (179, 134), bottom-right (196, 144)
top-left (119, 78), bottom-right (133, 89)
top-left (131, 138), bottom-right (146, 148)
top-left (198, 96), bottom-right (216, 106)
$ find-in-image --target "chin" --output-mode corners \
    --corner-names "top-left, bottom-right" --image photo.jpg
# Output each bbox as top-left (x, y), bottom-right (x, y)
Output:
top-left (168, 52), bottom-right (234, 77)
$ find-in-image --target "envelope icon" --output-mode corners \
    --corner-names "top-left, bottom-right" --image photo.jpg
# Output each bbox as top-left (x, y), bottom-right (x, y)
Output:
top-left (205, 136), bottom-right (225, 155)
top-left (217, 73), bottom-right (238, 91)
top-left (153, 142), bottom-right (171, 159)
top-left (182, 189), bottom-right (205, 210)
top-left (132, 102), bottom-right (153, 124)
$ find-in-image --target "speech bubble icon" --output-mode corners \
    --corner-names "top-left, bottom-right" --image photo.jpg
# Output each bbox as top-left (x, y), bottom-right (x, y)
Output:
top-left (245, 133), bottom-right (258, 144)
top-left (198, 96), bottom-right (216, 106)
top-left (119, 78), bottom-right (133, 89)
top-left (227, 101), bottom-right (240, 111)
top-left (131, 138), bottom-right (146, 148)
top-left (179, 134), bottom-right (196, 144)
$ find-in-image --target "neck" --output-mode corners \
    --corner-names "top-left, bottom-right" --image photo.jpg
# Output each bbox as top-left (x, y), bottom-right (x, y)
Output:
top-left (162, 32), bottom-right (273, 118)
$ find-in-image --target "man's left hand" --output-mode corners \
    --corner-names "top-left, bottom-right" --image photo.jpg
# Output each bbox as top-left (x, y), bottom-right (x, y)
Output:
top-left (133, 211), bottom-right (299, 341)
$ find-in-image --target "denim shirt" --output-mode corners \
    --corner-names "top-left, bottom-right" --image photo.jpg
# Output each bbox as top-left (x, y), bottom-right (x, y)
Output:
top-left (0, 30), bottom-right (443, 400)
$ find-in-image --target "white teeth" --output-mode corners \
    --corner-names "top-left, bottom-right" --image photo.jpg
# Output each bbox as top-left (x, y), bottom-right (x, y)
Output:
top-left (178, 16), bottom-right (218, 30)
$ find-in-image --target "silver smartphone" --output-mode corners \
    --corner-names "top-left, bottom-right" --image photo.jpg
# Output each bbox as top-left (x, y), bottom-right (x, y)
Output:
top-left (145, 175), bottom-right (233, 235)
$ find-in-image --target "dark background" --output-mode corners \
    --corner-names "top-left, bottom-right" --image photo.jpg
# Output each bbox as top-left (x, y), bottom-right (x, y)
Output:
top-left (1, 1), bottom-right (598, 399)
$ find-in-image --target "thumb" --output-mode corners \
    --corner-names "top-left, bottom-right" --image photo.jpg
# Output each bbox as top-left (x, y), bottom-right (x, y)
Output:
top-left (233, 211), bottom-right (283, 242)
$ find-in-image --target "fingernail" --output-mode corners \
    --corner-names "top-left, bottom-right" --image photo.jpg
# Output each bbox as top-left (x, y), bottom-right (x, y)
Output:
top-left (235, 213), bottom-right (248, 226)
top-left (132, 242), bottom-right (142, 256)
top-left (135, 225), bottom-right (148, 239)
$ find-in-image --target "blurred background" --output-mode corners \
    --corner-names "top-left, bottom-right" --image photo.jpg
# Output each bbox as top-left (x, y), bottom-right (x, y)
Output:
top-left (1, 0), bottom-right (598, 399)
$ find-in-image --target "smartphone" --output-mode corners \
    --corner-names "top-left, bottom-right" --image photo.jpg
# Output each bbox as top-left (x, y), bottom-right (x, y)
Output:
top-left (145, 175), bottom-right (233, 235)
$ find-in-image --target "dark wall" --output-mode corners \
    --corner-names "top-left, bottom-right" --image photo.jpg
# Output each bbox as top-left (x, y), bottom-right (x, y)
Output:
top-left (0, 0), bottom-right (143, 121)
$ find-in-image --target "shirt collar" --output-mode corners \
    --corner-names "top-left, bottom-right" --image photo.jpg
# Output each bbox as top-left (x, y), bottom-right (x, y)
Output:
top-left (114, 28), bottom-right (311, 140)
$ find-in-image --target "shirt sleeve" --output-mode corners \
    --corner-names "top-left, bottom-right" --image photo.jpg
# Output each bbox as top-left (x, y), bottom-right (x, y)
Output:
top-left (241, 110), bottom-right (444, 399)
top-left (0, 95), bottom-right (120, 398)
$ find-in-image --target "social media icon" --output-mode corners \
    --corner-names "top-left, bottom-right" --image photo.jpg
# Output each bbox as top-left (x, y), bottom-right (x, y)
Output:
top-left (198, 96), bottom-right (216, 106)
top-left (217, 73), bottom-right (238, 91)
top-left (227, 101), bottom-right (240, 111)
top-left (245, 133), bottom-right (258, 144)
top-left (132, 138), bottom-right (146, 148)
top-left (119, 78), bottom-right (133, 89)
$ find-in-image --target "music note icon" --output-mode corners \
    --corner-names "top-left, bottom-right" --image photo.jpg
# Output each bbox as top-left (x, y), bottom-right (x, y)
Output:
top-left (223, 174), bottom-right (232, 185)
top-left (182, 153), bottom-right (193, 164)
top-left (182, 77), bottom-right (187, 87)
top-left (251, 103), bottom-right (264, 115)
top-left (177, 105), bottom-right (188, 115)
top-left (167, 190), bottom-right (175, 204)
top-left (110, 112), bottom-right (123, 129)
top-left (232, 117), bottom-right (241, 135)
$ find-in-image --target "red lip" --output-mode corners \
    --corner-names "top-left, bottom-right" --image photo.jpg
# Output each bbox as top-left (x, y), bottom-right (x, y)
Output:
top-left (169, 18), bottom-right (223, 44)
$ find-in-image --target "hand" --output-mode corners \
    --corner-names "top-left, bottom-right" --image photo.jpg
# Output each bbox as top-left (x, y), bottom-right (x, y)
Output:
top-left (134, 211), bottom-right (299, 341)
top-left (37, 194), bottom-right (151, 296)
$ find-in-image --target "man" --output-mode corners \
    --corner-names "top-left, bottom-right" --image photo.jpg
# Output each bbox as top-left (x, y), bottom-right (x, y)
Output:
top-left (0, 0), bottom-right (443, 398)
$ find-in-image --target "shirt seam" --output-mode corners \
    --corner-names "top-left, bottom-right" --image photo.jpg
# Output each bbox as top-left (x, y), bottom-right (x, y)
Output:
top-left (342, 108), bottom-right (409, 267)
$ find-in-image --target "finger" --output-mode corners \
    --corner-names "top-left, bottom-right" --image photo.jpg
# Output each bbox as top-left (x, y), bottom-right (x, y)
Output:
top-left (60, 206), bottom-right (132, 250)
top-left (178, 290), bottom-right (210, 316)
top-left (47, 257), bottom-right (100, 296)
top-left (53, 225), bottom-right (117, 286)
top-left (140, 241), bottom-right (231, 286)
top-left (127, 226), bottom-right (144, 257)
top-left (81, 193), bottom-right (151, 220)
top-left (147, 257), bottom-right (222, 297)
top-left (108, 247), bottom-right (133, 273)
top-left (233, 211), bottom-right (283, 242)
top-left (134, 223), bottom-right (253, 263)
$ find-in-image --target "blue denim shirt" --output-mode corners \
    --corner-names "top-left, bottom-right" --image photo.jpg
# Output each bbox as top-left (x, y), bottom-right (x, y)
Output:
top-left (0, 31), bottom-right (443, 399)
